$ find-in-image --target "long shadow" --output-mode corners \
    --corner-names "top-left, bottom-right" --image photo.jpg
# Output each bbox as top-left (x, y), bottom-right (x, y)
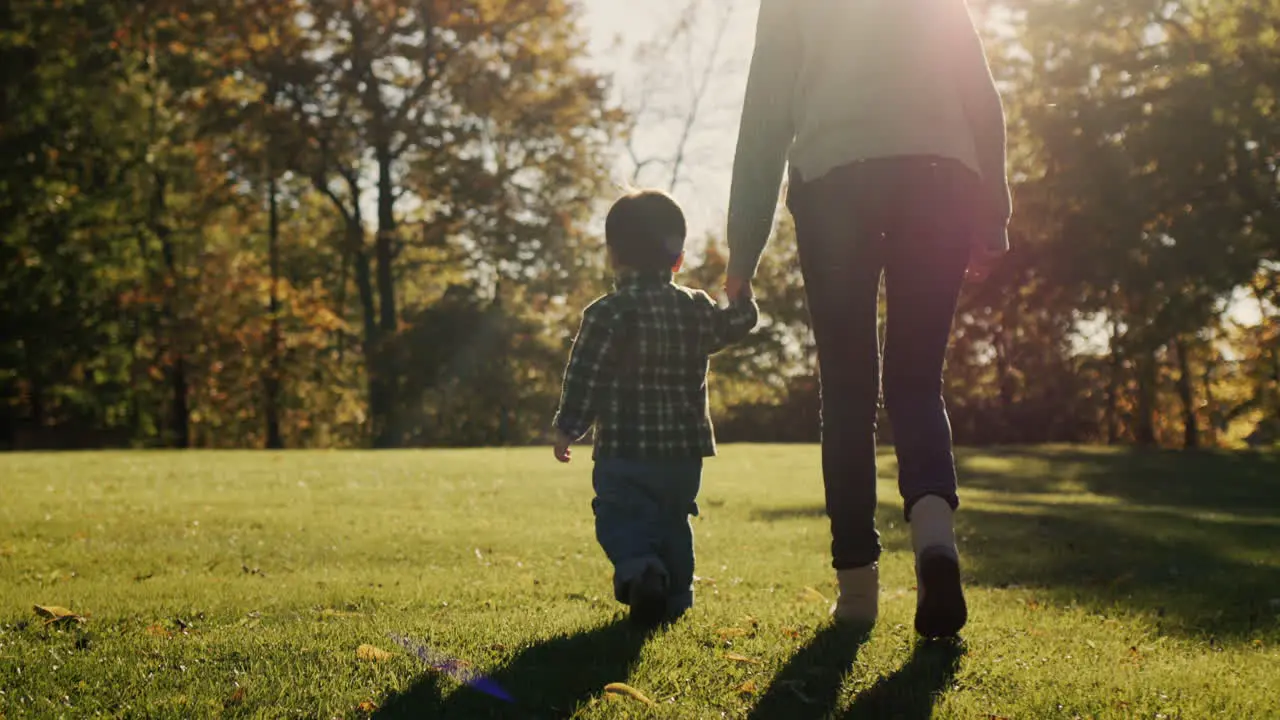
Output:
top-left (839, 639), bottom-right (964, 719)
top-left (373, 618), bottom-right (652, 719)
top-left (746, 624), bottom-right (870, 720)
top-left (750, 449), bottom-right (1280, 642)
top-left (956, 446), bottom-right (1280, 517)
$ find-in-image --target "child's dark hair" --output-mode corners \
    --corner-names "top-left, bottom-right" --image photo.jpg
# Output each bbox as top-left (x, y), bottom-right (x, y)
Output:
top-left (605, 190), bottom-right (687, 271)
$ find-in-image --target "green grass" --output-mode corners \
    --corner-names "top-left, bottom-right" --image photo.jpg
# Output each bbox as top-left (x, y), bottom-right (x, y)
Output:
top-left (1, 446), bottom-right (1278, 719)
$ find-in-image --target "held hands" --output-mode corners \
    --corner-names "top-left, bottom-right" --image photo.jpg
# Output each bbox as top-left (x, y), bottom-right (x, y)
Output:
top-left (724, 275), bottom-right (753, 303)
top-left (552, 430), bottom-right (574, 463)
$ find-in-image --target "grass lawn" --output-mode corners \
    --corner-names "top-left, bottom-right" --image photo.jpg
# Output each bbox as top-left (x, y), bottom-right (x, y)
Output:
top-left (2, 446), bottom-right (1278, 719)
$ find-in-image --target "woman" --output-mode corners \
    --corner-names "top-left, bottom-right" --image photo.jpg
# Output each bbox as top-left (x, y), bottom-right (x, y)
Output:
top-left (724, 0), bottom-right (1011, 638)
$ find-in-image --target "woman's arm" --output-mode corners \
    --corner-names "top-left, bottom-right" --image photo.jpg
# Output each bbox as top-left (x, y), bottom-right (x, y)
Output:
top-left (946, 0), bottom-right (1013, 246)
top-left (725, 0), bottom-right (800, 283)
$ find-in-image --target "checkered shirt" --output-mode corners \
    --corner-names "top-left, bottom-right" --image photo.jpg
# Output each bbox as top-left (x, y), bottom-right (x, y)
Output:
top-left (553, 270), bottom-right (759, 459)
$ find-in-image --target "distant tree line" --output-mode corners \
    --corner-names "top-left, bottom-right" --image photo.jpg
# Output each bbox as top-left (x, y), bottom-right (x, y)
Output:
top-left (1, 0), bottom-right (1276, 450)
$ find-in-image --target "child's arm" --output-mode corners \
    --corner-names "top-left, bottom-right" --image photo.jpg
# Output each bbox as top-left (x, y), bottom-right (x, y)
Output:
top-left (551, 302), bottom-right (617, 459)
top-left (700, 289), bottom-right (760, 355)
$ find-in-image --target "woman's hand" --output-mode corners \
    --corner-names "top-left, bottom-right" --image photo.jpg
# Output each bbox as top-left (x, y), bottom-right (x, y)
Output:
top-left (724, 275), bottom-right (753, 301)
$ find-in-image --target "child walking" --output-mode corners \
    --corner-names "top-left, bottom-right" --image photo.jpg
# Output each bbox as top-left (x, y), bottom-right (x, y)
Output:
top-left (552, 190), bottom-right (758, 627)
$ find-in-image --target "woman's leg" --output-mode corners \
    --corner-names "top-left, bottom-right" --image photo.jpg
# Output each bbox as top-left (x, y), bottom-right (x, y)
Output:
top-left (881, 158), bottom-right (978, 637)
top-left (789, 168), bottom-right (888, 578)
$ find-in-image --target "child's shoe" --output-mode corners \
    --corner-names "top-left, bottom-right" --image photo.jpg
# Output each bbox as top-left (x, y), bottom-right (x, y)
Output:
top-left (628, 563), bottom-right (669, 627)
top-left (832, 564), bottom-right (879, 625)
top-left (910, 495), bottom-right (967, 638)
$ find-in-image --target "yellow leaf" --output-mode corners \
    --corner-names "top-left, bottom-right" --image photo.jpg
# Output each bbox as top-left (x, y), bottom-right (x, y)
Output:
top-left (225, 687), bottom-right (245, 706)
top-left (357, 644), bottom-right (393, 662)
top-left (735, 679), bottom-right (758, 694)
top-left (319, 608), bottom-right (361, 619)
top-left (603, 682), bottom-right (655, 706)
top-left (800, 586), bottom-right (829, 604)
top-left (33, 604), bottom-right (83, 625)
top-left (724, 652), bottom-right (761, 665)
top-left (357, 699), bottom-right (378, 713)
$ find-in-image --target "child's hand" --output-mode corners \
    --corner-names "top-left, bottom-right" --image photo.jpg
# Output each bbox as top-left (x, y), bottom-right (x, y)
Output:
top-left (553, 430), bottom-right (574, 463)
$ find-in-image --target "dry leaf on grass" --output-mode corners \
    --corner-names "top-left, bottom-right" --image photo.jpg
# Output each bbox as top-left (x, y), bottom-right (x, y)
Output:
top-left (33, 605), bottom-right (84, 626)
top-left (357, 644), bottom-right (393, 662)
top-left (224, 687), bottom-right (245, 707)
top-left (734, 679), bottom-right (758, 695)
top-left (724, 652), bottom-right (761, 665)
top-left (603, 682), bottom-right (655, 706)
top-left (144, 624), bottom-right (172, 638)
top-left (319, 608), bottom-right (361, 619)
top-left (799, 586), bottom-right (828, 604)
top-left (356, 700), bottom-right (378, 713)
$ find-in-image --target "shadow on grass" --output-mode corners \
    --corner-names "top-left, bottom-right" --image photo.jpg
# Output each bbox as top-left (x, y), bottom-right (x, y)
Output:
top-left (838, 639), bottom-right (965, 720)
top-left (745, 627), bottom-right (963, 720)
top-left (957, 446), bottom-right (1280, 517)
top-left (746, 624), bottom-right (870, 720)
top-left (373, 618), bottom-right (651, 719)
top-left (750, 450), bottom-right (1280, 641)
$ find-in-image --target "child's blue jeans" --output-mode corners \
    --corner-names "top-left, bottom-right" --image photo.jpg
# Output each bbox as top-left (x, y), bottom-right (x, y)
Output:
top-left (592, 457), bottom-right (702, 617)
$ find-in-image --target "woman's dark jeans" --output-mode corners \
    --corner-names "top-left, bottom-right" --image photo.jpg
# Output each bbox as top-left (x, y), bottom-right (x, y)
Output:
top-left (787, 156), bottom-right (979, 570)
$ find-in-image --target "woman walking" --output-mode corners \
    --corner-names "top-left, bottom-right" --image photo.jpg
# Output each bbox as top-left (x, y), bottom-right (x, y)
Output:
top-left (724, 0), bottom-right (1011, 638)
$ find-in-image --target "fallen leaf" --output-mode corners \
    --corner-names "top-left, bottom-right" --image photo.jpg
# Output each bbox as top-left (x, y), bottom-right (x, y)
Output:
top-left (603, 682), bottom-right (655, 706)
top-left (1025, 599), bottom-right (1041, 610)
top-left (144, 624), bottom-right (172, 638)
top-left (724, 652), bottom-right (761, 665)
top-left (225, 687), bottom-right (245, 707)
top-left (782, 626), bottom-right (802, 639)
top-left (357, 644), bottom-right (393, 662)
top-left (988, 716), bottom-right (1011, 720)
top-left (800, 586), bottom-right (828, 604)
top-left (33, 605), bottom-right (83, 626)
top-left (717, 627), bottom-right (747, 638)
top-left (734, 679), bottom-right (758, 694)
top-left (319, 608), bottom-right (361, 619)
top-left (356, 699), bottom-right (378, 713)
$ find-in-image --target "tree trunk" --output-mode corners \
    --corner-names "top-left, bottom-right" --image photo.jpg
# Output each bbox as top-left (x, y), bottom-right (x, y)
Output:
top-left (1201, 349), bottom-right (1219, 448)
top-left (335, 240), bottom-right (350, 365)
top-left (350, 226), bottom-right (391, 448)
top-left (264, 172), bottom-right (283, 449)
top-left (1134, 346), bottom-right (1158, 447)
top-left (1105, 317), bottom-right (1122, 445)
top-left (372, 143), bottom-right (399, 447)
top-left (152, 172), bottom-right (189, 449)
top-left (1173, 336), bottom-right (1199, 449)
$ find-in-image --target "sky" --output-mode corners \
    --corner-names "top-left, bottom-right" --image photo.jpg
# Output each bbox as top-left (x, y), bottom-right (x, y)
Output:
top-left (577, 0), bottom-right (757, 240)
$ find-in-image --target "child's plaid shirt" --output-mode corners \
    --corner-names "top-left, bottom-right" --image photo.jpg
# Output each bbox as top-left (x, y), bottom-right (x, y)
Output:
top-left (553, 271), bottom-right (759, 459)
